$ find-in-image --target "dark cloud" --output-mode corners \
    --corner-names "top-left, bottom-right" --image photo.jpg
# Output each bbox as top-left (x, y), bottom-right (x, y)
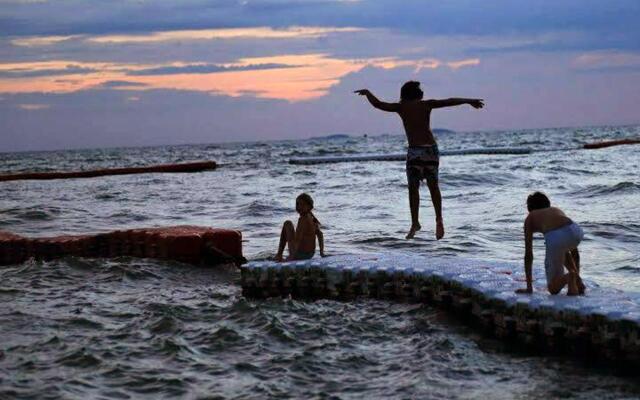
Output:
top-left (0, 65), bottom-right (96, 78)
top-left (1, 0), bottom-right (639, 53)
top-left (100, 80), bottom-right (149, 88)
top-left (574, 66), bottom-right (640, 74)
top-left (127, 62), bottom-right (297, 76)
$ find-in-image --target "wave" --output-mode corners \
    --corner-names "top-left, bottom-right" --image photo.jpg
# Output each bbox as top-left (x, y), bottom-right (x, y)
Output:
top-left (615, 266), bottom-right (640, 273)
top-left (0, 206), bottom-right (61, 221)
top-left (570, 181), bottom-right (640, 197)
top-left (56, 347), bottom-right (102, 368)
top-left (441, 172), bottom-right (516, 187)
top-left (237, 200), bottom-right (289, 217)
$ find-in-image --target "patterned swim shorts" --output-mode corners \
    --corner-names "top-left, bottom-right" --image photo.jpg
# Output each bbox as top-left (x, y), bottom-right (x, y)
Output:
top-left (406, 144), bottom-right (440, 185)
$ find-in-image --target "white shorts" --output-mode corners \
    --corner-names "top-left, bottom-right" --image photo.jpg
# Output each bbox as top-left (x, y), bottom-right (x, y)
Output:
top-left (543, 222), bottom-right (583, 284)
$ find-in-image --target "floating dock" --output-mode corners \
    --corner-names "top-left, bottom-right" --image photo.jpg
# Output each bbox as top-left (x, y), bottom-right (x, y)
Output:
top-left (0, 161), bottom-right (217, 182)
top-left (289, 138), bottom-right (640, 165)
top-left (0, 226), bottom-right (243, 266)
top-left (583, 138), bottom-right (640, 149)
top-left (289, 148), bottom-right (531, 165)
top-left (241, 253), bottom-right (640, 366)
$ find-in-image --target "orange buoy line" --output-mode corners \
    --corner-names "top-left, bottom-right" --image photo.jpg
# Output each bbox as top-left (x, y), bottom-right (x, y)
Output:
top-left (583, 138), bottom-right (640, 149)
top-left (0, 160), bottom-right (217, 182)
top-left (0, 226), bottom-right (244, 267)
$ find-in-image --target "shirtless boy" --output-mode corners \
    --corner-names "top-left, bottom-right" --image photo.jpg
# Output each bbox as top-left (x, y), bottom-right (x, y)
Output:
top-left (355, 81), bottom-right (483, 239)
top-left (516, 192), bottom-right (586, 296)
top-left (275, 193), bottom-right (325, 261)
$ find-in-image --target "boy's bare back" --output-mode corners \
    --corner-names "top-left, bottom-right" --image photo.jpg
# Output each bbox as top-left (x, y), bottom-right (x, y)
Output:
top-left (525, 207), bottom-right (573, 234)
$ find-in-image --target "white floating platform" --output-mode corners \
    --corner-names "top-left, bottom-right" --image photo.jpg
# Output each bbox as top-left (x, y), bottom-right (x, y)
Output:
top-left (241, 253), bottom-right (640, 365)
top-left (289, 147), bottom-right (532, 165)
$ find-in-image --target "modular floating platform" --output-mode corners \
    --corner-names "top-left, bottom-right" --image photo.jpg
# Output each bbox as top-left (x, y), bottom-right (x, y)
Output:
top-left (0, 161), bottom-right (217, 182)
top-left (241, 253), bottom-right (640, 367)
top-left (288, 139), bottom-right (640, 165)
top-left (0, 226), bottom-right (243, 266)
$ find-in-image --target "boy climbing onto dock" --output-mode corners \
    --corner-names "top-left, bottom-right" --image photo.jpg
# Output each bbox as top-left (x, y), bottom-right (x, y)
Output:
top-left (355, 81), bottom-right (483, 239)
top-left (275, 193), bottom-right (325, 261)
top-left (516, 192), bottom-right (586, 296)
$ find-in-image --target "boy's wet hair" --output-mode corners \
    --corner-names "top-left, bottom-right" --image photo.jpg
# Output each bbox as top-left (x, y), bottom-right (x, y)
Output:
top-left (296, 193), bottom-right (314, 209)
top-left (527, 191), bottom-right (551, 211)
top-left (400, 81), bottom-right (424, 102)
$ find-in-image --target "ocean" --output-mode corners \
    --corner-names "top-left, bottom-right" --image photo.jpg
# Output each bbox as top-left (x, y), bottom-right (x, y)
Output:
top-left (1, 125), bottom-right (640, 399)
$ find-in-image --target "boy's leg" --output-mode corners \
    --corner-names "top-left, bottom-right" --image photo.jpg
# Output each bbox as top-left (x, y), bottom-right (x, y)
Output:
top-left (571, 248), bottom-right (580, 272)
top-left (276, 220), bottom-right (296, 260)
top-left (426, 178), bottom-right (444, 240)
top-left (548, 271), bottom-right (579, 296)
top-left (546, 248), bottom-right (578, 295)
top-left (406, 180), bottom-right (421, 239)
top-left (564, 249), bottom-right (585, 294)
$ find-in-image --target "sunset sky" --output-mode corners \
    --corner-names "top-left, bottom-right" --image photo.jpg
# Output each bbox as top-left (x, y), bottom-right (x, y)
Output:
top-left (1, 0), bottom-right (639, 151)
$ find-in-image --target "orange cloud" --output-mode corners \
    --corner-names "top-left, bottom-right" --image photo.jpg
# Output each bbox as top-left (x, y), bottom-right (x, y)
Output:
top-left (17, 103), bottom-right (50, 110)
top-left (447, 58), bottom-right (480, 69)
top-left (573, 51), bottom-right (640, 69)
top-left (0, 54), bottom-right (480, 101)
top-left (10, 35), bottom-right (79, 47)
top-left (85, 26), bottom-right (364, 44)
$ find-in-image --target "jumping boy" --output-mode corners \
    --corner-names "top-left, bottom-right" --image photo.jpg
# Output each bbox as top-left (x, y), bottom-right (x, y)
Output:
top-left (515, 191), bottom-right (586, 296)
top-left (275, 193), bottom-right (325, 261)
top-left (355, 81), bottom-right (483, 239)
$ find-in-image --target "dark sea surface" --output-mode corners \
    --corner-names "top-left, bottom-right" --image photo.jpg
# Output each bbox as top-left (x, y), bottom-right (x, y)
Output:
top-left (1, 125), bottom-right (640, 399)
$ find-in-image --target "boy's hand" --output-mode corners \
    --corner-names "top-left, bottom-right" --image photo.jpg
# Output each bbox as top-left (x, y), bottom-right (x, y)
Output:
top-left (354, 89), bottom-right (370, 96)
top-left (515, 287), bottom-right (533, 294)
top-left (469, 99), bottom-right (484, 109)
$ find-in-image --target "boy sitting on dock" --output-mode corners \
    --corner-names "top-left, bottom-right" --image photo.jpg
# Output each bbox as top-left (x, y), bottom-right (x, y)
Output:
top-left (355, 81), bottom-right (483, 239)
top-left (516, 192), bottom-right (586, 296)
top-left (275, 193), bottom-right (325, 261)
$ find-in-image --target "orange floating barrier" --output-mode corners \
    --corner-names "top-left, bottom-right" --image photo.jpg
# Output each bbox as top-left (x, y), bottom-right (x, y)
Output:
top-left (0, 161), bottom-right (217, 182)
top-left (0, 225), bottom-right (243, 266)
top-left (583, 138), bottom-right (640, 149)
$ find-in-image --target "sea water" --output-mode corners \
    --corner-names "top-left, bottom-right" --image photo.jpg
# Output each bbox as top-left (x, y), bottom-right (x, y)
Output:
top-left (1, 125), bottom-right (639, 398)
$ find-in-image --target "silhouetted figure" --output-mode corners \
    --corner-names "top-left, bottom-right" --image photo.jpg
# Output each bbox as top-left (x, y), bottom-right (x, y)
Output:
top-left (275, 193), bottom-right (325, 261)
top-left (515, 192), bottom-right (585, 296)
top-left (355, 81), bottom-right (483, 239)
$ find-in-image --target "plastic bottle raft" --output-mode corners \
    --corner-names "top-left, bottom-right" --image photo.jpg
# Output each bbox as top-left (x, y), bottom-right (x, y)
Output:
top-left (241, 253), bottom-right (640, 366)
top-left (289, 148), bottom-right (531, 165)
top-left (0, 226), bottom-right (243, 266)
top-left (288, 138), bottom-right (640, 165)
top-left (0, 160), bottom-right (217, 182)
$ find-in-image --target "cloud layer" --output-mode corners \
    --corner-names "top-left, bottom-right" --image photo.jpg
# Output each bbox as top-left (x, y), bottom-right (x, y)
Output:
top-left (1, 1), bottom-right (639, 151)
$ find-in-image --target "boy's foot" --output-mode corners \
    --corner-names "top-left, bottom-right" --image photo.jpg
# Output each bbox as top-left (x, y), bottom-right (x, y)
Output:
top-left (274, 254), bottom-right (284, 262)
top-left (577, 276), bottom-right (586, 295)
top-left (406, 223), bottom-right (421, 239)
top-left (435, 219), bottom-right (445, 240)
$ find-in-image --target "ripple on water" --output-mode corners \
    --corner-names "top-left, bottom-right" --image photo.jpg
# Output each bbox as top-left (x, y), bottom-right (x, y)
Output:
top-left (56, 347), bottom-right (102, 368)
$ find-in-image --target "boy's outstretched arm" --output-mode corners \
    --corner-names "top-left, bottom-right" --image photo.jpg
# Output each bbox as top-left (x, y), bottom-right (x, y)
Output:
top-left (516, 218), bottom-right (534, 294)
top-left (354, 89), bottom-right (400, 112)
top-left (426, 98), bottom-right (484, 109)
